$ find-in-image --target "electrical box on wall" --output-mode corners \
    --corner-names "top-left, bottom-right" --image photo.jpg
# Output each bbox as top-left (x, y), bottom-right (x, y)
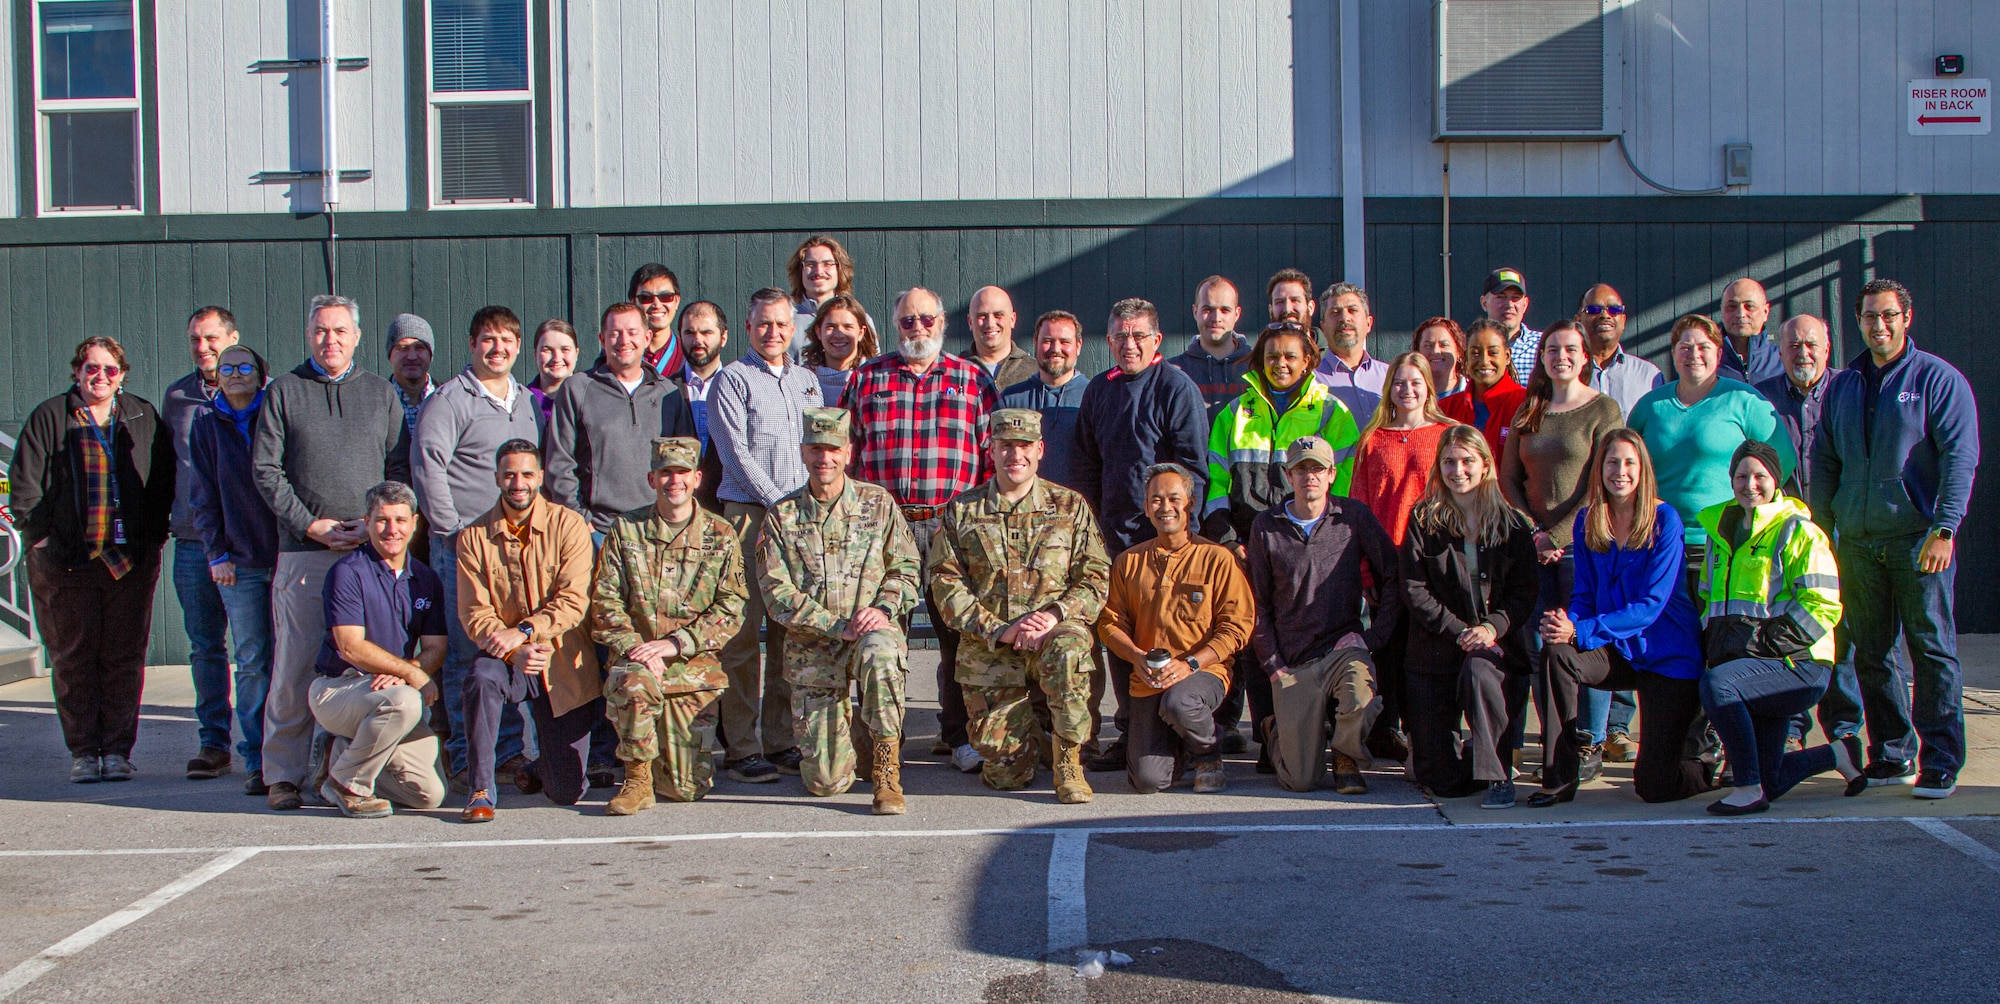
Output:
top-left (1938, 54), bottom-right (1965, 75)
top-left (1723, 144), bottom-right (1753, 187)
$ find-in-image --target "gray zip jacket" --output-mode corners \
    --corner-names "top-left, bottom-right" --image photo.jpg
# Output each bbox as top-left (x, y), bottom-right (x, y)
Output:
top-left (544, 363), bottom-right (695, 530)
top-left (411, 368), bottom-right (543, 538)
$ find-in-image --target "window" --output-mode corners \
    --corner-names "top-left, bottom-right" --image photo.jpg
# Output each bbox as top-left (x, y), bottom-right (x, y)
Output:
top-left (429, 0), bottom-right (533, 207)
top-left (33, 0), bottom-right (142, 213)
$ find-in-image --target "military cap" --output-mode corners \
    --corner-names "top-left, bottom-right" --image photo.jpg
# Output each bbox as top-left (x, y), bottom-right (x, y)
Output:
top-left (651, 436), bottom-right (702, 472)
top-left (1284, 436), bottom-right (1336, 470)
top-left (989, 408), bottom-right (1042, 443)
top-left (801, 407), bottom-right (851, 447)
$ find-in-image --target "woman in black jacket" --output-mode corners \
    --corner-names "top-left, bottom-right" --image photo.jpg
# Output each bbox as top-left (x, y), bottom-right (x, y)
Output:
top-left (10, 337), bottom-right (175, 783)
top-left (1400, 424), bottom-right (1539, 808)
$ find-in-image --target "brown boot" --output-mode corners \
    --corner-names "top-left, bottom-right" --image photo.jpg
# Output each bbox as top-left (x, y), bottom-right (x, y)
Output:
top-left (606, 759), bottom-right (656, 816)
top-left (871, 736), bottom-right (906, 815)
top-left (1054, 738), bottom-right (1094, 804)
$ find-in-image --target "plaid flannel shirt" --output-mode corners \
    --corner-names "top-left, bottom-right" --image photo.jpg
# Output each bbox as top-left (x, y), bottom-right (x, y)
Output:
top-left (74, 408), bottom-right (133, 579)
top-left (840, 351), bottom-right (997, 507)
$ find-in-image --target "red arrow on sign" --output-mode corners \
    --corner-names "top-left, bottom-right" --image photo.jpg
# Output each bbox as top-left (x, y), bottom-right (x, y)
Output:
top-left (1919, 115), bottom-right (1983, 124)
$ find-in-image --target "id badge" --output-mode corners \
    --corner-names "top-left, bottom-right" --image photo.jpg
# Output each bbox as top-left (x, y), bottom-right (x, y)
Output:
top-left (112, 517), bottom-right (127, 545)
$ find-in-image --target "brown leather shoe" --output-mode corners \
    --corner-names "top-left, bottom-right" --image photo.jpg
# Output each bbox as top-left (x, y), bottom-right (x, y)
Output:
top-left (460, 790), bottom-right (495, 824)
top-left (1332, 754), bottom-right (1369, 795)
top-left (320, 778), bottom-right (392, 819)
top-left (870, 736), bottom-right (906, 815)
top-left (266, 781), bottom-right (304, 811)
top-left (185, 747), bottom-right (231, 780)
top-left (500, 755), bottom-right (540, 794)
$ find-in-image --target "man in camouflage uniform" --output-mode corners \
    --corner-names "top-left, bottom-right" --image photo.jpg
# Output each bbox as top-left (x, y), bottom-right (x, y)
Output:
top-left (929, 408), bottom-right (1111, 802)
top-left (758, 408), bottom-right (923, 814)
top-left (592, 437), bottom-right (748, 815)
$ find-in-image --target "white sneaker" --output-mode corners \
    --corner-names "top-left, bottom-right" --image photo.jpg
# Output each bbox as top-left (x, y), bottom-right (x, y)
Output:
top-left (951, 743), bottom-right (986, 773)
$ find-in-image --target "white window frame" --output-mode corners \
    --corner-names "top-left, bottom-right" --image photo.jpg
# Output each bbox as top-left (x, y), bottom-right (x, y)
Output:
top-left (426, 0), bottom-right (536, 210)
top-left (31, 0), bottom-right (144, 216)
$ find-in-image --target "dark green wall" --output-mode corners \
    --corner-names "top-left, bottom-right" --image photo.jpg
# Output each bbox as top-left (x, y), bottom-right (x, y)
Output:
top-left (0, 195), bottom-right (1994, 660)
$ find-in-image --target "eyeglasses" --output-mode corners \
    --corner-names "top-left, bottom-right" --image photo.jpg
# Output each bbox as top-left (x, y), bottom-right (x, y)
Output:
top-left (634, 291), bottom-right (678, 305)
top-left (217, 362), bottom-right (259, 377)
top-left (1859, 310), bottom-right (1905, 325)
top-left (897, 313), bottom-right (942, 331)
top-left (1581, 304), bottom-right (1627, 316)
top-left (80, 363), bottom-right (122, 377)
top-left (1109, 331), bottom-right (1159, 345)
top-left (1262, 322), bottom-right (1309, 334)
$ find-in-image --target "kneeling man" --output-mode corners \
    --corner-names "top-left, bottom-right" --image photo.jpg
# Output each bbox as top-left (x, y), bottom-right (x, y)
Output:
top-left (309, 481), bottom-right (448, 818)
top-left (592, 438), bottom-right (748, 815)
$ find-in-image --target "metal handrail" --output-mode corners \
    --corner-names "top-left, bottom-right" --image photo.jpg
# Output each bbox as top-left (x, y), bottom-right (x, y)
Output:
top-left (0, 520), bottom-right (20, 578)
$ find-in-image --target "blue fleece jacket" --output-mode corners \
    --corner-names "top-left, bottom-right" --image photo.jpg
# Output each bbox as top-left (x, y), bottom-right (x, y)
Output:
top-left (1809, 338), bottom-right (1980, 542)
top-left (1568, 503), bottom-right (1704, 680)
top-left (187, 401), bottom-right (280, 569)
top-left (1073, 358), bottom-right (1211, 554)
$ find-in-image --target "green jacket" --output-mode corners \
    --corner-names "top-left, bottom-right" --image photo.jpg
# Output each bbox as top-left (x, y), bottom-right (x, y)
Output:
top-left (1695, 496), bottom-right (1842, 666)
top-left (1201, 372), bottom-right (1359, 544)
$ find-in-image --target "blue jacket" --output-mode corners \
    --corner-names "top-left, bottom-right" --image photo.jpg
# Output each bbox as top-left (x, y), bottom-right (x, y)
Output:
top-left (1073, 359), bottom-right (1210, 554)
top-left (1809, 339), bottom-right (1980, 542)
top-left (187, 400), bottom-right (280, 570)
top-left (1568, 503), bottom-right (1704, 680)
top-left (1001, 374), bottom-right (1090, 491)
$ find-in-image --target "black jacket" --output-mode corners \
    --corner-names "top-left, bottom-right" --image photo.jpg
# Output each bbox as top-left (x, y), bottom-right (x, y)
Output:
top-left (1073, 360), bottom-right (1210, 554)
top-left (1398, 509), bottom-right (1539, 675)
top-left (10, 389), bottom-right (175, 570)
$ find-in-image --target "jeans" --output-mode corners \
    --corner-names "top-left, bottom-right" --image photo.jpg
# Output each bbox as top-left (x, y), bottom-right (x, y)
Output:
top-left (1840, 533), bottom-right (1963, 774)
top-left (429, 542), bottom-right (525, 773)
top-left (1699, 656), bottom-right (1835, 799)
top-left (173, 539), bottom-right (233, 754)
top-left (216, 566), bottom-right (275, 770)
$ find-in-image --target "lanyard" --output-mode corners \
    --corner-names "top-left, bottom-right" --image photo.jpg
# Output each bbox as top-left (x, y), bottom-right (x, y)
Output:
top-left (80, 409), bottom-right (123, 512)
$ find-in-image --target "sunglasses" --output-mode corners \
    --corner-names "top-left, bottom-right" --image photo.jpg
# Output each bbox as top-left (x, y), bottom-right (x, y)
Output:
top-left (80, 363), bottom-right (122, 377)
top-left (897, 313), bottom-right (942, 331)
top-left (634, 291), bottom-right (678, 305)
top-left (217, 362), bottom-right (260, 376)
top-left (1581, 304), bottom-right (1627, 316)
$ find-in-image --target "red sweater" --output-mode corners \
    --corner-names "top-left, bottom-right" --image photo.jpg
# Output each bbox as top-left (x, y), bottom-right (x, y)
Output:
top-left (1351, 423), bottom-right (1450, 545)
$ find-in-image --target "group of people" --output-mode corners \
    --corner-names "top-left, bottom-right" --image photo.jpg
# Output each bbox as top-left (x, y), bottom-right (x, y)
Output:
top-left (8, 233), bottom-right (1978, 821)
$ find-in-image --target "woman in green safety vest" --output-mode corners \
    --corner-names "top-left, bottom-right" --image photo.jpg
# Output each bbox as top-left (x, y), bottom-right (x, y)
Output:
top-left (1695, 440), bottom-right (1858, 816)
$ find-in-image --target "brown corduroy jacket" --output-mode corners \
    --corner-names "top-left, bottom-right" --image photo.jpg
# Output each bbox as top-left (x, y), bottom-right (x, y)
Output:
top-left (456, 493), bottom-right (601, 717)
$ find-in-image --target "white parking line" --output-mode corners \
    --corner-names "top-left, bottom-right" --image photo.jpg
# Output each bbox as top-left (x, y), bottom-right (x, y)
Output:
top-left (1045, 830), bottom-right (1090, 958)
top-left (0, 847), bottom-right (259, 1001)
top-left (0, 705), bottom-right (197, 723)
top-left (1909, 818), bottom-right (2000, 875)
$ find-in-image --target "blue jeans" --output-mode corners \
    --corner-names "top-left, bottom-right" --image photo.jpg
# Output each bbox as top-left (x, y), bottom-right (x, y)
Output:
top-left (1840, 534), bottom-right (1962, 774)
top-left (1700, 656), bottom-right (1834, 799)
top-left (174, 539), bottom-right (234, 755)
top-left (430, 541), bottom-right (525, 773)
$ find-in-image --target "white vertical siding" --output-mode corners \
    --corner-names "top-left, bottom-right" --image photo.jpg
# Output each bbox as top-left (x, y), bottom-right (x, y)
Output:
top-left (563, 0), bottom-right (1326, 206)
top-left (0, 1), bottom-right (16, 218)
top-left (155, 0), bottom-right (405, 215)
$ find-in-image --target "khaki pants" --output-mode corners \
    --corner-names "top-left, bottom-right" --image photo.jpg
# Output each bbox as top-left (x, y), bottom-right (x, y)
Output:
top-left (309, 671), bottom-right (446, 808)
top-left (718, 502), bottom-right (793, 760)
top-left (1269, 646), bottom-right (1381, 793)
top-left (263, 549), bottom-right (344, 788)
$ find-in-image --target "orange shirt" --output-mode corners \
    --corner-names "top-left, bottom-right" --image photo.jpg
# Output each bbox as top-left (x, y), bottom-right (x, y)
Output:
top-left (1098, 535), bottom-right (1254, 697)
top-left (1352, 423), bottom-right (1450, 545)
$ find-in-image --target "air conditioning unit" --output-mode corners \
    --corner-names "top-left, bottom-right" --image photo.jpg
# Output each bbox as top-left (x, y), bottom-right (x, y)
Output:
top-left (1435, 0), bottom-right (1621, 140)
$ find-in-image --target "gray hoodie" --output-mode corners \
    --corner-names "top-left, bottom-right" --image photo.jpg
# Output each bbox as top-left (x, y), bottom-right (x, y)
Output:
top-left (252, 360), bottom-right (410, 551)
top-left (411, 368), bottom-right (543, 538)
top-left (543, 363), bottom-right (695, 530)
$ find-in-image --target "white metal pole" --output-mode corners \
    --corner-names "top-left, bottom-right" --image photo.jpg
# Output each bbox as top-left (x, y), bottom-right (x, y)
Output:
top-left (1338, 0), bottom-right (1365, 289)
top-left (320, 0), bottom-right (339, 207)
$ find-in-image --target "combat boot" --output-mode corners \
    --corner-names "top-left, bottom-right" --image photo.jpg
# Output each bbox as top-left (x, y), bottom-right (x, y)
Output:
top-left (1054, 738), bottom-right (1094, 804)
top-left (606, 759), bottom-right (656, 816)
top-left (871, 736), bottom-right (906, 815)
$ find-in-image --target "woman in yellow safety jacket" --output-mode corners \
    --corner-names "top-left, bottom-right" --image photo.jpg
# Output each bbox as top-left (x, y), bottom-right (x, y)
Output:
top-left (1695, 440), bottom-right (1857, 816)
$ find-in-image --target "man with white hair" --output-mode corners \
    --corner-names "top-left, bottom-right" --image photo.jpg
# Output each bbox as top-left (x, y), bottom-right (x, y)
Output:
top-left (841, 286), bottom-right (1000, 773)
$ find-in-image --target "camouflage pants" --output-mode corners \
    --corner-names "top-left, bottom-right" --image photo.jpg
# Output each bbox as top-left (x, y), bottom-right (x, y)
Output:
top-left (604, 667), bottom-right (720, 803)
top-left (788, 629), bottom-right (906, 796)
top-left (963, 622), bottom-right (1094, 788)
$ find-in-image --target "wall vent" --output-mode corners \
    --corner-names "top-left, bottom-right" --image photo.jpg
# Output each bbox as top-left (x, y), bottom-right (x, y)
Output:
top-left (1435, 0), bottom-right (1617, 139)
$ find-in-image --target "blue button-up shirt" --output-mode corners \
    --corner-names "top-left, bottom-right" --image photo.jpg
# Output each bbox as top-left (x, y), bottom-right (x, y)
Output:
top-left (1508, 325), bottom-right (1544, 384)
top-left (1315, 351), bottom-right (1390, 422)
top-left (1585, 348), bottom-right (1665, 418)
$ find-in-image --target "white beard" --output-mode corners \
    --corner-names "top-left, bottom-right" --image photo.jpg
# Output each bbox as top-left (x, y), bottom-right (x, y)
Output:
top-left (900, 335), bottom-right (942, 361)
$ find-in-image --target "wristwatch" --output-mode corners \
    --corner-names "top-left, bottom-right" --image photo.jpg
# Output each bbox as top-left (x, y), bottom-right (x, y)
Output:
top-left (1932, 527), bottom-right (1955, 541)
top-left (1183, 655), bottom-right (1200, 672)
top-left (519, 623), bottom-right (535, 638)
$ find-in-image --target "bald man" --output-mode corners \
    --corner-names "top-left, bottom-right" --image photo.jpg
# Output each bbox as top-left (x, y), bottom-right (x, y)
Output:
top-left (1717, 278), bottom-right (1785, 385)
top-left (968, 286), bottom-right (1038, 392)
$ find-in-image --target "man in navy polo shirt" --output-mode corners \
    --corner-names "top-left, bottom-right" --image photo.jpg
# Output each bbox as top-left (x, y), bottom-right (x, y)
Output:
top-left (308, 481), bottom-right (450, 818)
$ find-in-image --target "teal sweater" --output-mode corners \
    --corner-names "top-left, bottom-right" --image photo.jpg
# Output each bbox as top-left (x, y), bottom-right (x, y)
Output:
top-left (1627, 377), bottom-right (1796, 543)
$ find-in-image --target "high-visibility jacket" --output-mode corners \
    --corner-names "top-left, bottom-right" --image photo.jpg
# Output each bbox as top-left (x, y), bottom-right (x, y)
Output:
top-left (1200, 372), bottom-right (1360, 544)
top-left (1694, 496), bottom-right (1842, 665)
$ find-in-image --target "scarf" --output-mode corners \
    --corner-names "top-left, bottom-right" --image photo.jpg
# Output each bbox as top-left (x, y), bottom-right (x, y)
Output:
top-left (73, 407), bottom-right (132, 580)
top-left (212, 390), bottom-right (263, 445)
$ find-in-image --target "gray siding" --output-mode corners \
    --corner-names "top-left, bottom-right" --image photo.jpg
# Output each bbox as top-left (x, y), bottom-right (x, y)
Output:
top-left (0, 0), bottom-right (14, 219)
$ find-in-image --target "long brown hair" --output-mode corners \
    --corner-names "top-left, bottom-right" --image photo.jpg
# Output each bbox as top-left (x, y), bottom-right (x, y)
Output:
top-left (1514, 319), bottom-right (1592, 435)
top-left (801, 293), bottom-right (879, 370)
top-left (1581, 428), bottom-right (1661, 553)
top-left (1359, 351), bottom-right (1456, 445)
top-left (1413, 424), bottom-right (1524, 547)
top-left (786, 235), bottom-right (855, 303)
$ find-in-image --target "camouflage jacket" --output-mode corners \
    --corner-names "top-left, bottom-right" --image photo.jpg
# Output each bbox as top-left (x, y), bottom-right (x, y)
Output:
top-left (590, 503), bottom-right (747, 693)
top-left (928, 478), bottom-right (1111, 649)
top-left (758, 479), bottom-right (923, 640)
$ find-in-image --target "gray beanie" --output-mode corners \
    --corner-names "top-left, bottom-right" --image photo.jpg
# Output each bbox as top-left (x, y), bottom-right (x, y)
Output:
top-left (1731, 439), bottom-right (1784, 483)
top-left (385, 313), bottom-right (434, 354)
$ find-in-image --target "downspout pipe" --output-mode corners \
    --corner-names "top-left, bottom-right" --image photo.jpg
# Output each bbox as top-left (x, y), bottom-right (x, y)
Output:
top-left (1338, 0), bottom-right (1365, 289)
top-left (321, 0), bottom-right (340, 293)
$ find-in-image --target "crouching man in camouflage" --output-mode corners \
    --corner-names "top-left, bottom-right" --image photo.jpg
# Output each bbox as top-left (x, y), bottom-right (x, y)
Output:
top-left (759, 408), bottom-right (923, 814)
top-left (929, 409), bottom-right (1111, 802)
top-left (592, 437), bottom-right (748, 815)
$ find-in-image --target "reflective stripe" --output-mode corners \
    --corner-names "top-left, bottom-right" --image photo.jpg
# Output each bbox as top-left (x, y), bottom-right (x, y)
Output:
top-left (1776, 600), bottom-right (1830, 642)
top-left (1329, 445), bottom-right (1356, 464)
top-left (1713, 599), bottom-right (1771, 618)
top-left (1765, 516), bottom-right (1801, 602)
top-left (1791, 573), bottom-right (1840, 591)
top-left (1207, 449), bottom-right (1229, 468)
top-left (1225, 448), bottom-right (1276, 466)
top-left (1200, 495), bottom-right (1230, 517)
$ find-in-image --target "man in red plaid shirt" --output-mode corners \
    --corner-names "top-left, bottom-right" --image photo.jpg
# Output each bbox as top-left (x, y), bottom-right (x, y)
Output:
top-left (841, 286), bottom-right (999, 774)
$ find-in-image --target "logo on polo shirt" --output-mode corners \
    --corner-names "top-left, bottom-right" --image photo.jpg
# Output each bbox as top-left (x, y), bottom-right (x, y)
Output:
top-left (1897, 391), bottom-right (1922, 404)
top-left (414, 597), bottom-right (432, 610)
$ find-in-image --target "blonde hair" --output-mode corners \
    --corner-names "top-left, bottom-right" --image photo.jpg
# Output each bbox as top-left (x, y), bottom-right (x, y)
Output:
top-left (1359, 351), bottom-right (1457, 445)
top-left (1581, 428), bottom-right (1661, 553)
top-left (1413, 424), bottom-right (1523, 547)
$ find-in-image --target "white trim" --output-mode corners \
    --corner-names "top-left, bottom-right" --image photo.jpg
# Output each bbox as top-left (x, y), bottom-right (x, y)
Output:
top-left (425, 0), bottom-right (536, 209)
top-left (29, 0), bottom-right (144, 216)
